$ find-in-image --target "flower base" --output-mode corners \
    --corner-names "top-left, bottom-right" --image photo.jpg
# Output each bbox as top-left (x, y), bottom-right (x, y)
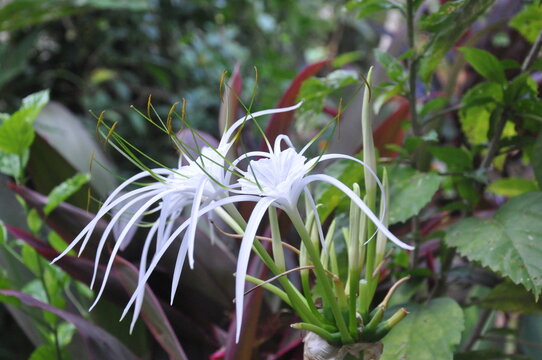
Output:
top-left (303, 332), bottom-right (383, 360)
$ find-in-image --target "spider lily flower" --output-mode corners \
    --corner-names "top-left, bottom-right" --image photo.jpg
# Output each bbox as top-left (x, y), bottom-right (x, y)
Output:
top-left (52, 103), bottom-right (303, 331)
top-left (231, 135), bottom-right (414, 342)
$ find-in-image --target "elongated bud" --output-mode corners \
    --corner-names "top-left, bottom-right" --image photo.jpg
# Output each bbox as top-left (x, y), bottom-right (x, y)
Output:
top-left (362, 67), bottom-right (377, 196)
top-left (375, 168), bottom-right (390, 267)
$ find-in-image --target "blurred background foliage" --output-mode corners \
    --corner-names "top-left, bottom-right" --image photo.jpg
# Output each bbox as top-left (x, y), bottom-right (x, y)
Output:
top-left (0, 0), bottom-right (368, 166)
top-left (1, 0), bottom-right (542, 359)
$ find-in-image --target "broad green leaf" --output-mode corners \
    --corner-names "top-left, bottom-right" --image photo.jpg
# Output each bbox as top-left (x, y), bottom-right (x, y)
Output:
top-left (44, 173), bottom-right (91, 215)
top-left (297, 69), bottom-right (359, 120)
top-left (381, 298), bottom-right (464, 360)
top-left (446, 192), bottom-right (542, 298)
top-left (533, 133), bottom-right (542, 188)
top-left (487, 178), bottom-right (539, 197)
top-left (460, 82), bottom-right (503, 146)
top-left (510, 3), bottom-right (542, 43)
top-left (429, 146), bottom-right (472, 171)
top-left (418, 0), bottom-right (495, 83)
top-left (0, 116), bottom-right (35, 155)
top-left (460, 47), bottom-right (506, 84)
top-left (479, 281), bottom-right (542, 313)
top-left (0, 90), bottom-right (49, 155)
top-left (387, 166), bottom-right (442, 224)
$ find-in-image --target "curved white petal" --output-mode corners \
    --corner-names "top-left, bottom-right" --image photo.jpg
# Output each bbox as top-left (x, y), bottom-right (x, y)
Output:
top-left (89, 189), bottom-right (165, 288)
top-left (89, 188), bottom-right (180, 310)
top-left (52, 183), bottom-right (165, 263)
top-left (130, 221), bottom-right (160, 332)
top-left (221, 103), bottom-right (303, 150)
top-left (120, 195), bottom-right (261, 321)
top-left (187, 180), bottom-right (207, 269)
top-left (170, 231), bottom-right (190, 304)
top-left (302, 174), bottom-right (414, 251)
top-left (235, 197), bottom-right (275, 343)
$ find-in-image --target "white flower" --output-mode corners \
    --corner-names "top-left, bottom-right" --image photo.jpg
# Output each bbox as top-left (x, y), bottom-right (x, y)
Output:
top-left (229, 135), bottom-right (414, 342)
top-left (53, 103), bottom-right (303, 331)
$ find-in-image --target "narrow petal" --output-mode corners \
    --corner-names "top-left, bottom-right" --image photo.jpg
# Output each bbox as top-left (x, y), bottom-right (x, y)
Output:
top-left (52, 184), bottom-right (164, 263)
top-left (170, 232), bottom-right (190, 304)
top-left (89, 189), bottom-right (179, 310)
top-left (221, 103), bottom-right (303, 150)
top-left (130, 221), bottom-right (160, 332)
top-left (120, 195), bottom-right (261, 320)
top-left (235, 197), bottom-right (275, 343)
top-left (302, 174), bottom-right (414, 250)
top-left (315, 153), bottom-right (388, 237)
top-left (89, 189), bottom-right (166, 289)
top-left (187, 180), bottom-right (206, 269)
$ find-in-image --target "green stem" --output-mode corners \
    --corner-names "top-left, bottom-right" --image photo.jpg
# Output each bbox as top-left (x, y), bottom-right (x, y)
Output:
top-left (289, 207), bottom-right (353, 344)
top-left (406, 0), bottom-right (421, 137)
top-left (217, 205), bottom-right (323, 327)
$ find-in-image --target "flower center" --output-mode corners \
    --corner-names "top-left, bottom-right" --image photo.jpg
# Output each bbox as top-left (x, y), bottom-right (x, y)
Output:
top-left (239, 148), bottom-right (308, 203)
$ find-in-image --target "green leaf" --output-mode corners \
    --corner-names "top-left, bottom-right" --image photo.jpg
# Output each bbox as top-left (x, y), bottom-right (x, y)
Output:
top-left (479, 281), bottom-right (542, 313)
top-left (429, 146), bottom-right (472, 171)
top-left (418, 0), bottom-right (495, 83)
top-left (510, 3), bottom-right (542, 43)
top-left (0, 116), bottom-right (35, 155)
top-left (0, 90), bottom-right (49, 155)
top-left (346, 0), bottom-right (401, 18)
top-left (533, 133), bottom-right (542, 188)
top-left (460, 47), bottom-right (506, 84)
top-left (381, 298), bottom-right (464, 360)
top-left (446, 192), bottom-right (542, 299)
top-left (374, 49), bottom-right (407, 84)
top-left (26, 208), bottom-right (43, 234)
top-left (460, 82), bottom-right (503, 146)
top-left (28, 345), bottom-right (66, 360)
top-left (44, 173), bottom-right (91, 215)
top-left (0, 149), bottom-right (28, 178)
top-left (387, 166), bottom-right (442, 224)
top-left (487, 178), bottom-right (539, 197)
top-left (454, 349), bottom-right (532, 360)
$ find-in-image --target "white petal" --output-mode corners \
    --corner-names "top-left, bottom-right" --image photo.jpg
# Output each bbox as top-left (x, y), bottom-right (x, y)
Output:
top-left (89, 189), bottom-right (179, 310)
top-left (120, 195), bottom-right (261, 320)
top-left (221, 103), bottom-right (303, 150)
top-left (130, 221), bottom-right (160, 332)
top-left (89, 189), bottom-right (166, 289)
top-left (187, 180), bottom-right (206, 269)
top-left (235, 197), bottom-right (275, 343)
top-left (302, 174), bottom-right (414, 251)
top-left (170, 231), bottom-right (190, 304)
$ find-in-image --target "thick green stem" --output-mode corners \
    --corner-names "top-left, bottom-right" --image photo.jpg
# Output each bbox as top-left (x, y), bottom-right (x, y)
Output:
top-left (217, 206), bottom-right (322, 327)
top-left (289, 207), bottom-right (353, 344)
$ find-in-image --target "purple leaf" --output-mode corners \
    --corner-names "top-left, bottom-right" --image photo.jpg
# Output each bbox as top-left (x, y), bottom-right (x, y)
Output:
top-left (0, 289), bottom-right (139, 360)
